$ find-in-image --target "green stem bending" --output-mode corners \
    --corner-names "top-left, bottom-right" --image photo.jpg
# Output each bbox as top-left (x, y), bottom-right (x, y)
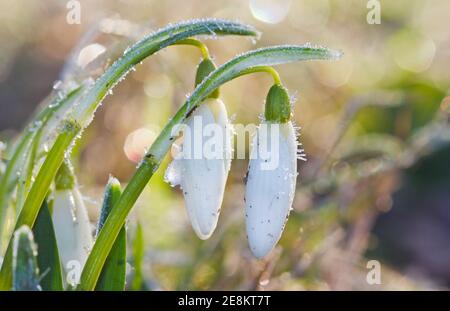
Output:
top-left (77, 44), bottom-right (341, 290)
top-left (172, 39), bottom-right (211, 59)
top-left (238, 66), bottom-right (282, 85)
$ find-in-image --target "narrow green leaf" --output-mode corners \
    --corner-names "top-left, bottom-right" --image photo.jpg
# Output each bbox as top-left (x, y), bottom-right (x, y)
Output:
top-left (71, 19), bottom-right (258, 126)
top-left (33, 200), bottom-right (63, 291)
top-left (12, 226), bottom-right (41, 291)
top-left (95, 177), bottom-right (126, 291)
top-left (15, 126), bottom-right (44, 215)
top-left (131, 222), bottom-right (144, 291)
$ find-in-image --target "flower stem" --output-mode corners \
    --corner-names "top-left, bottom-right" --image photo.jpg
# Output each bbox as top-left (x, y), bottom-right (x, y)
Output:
top-left (237, 66), bottom-right (282, 85)
top-left (172, 38), bottom-right (211, 59)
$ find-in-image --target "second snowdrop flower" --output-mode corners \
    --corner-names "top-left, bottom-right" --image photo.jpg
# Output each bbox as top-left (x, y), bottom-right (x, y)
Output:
top-left (245, 83), bottom-right (300, 258)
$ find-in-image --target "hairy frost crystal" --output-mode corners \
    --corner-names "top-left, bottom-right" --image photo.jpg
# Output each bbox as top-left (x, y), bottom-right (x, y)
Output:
top-left (165, 98), bottom-right (232, 239)
top-left (245, 84), bottom-right (298, 258)
top-left (52, 163), bottom-right (93, 284)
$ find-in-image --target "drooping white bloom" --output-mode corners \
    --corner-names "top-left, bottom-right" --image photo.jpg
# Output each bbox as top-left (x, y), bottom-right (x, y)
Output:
top-left (245, 121), bottom-right (298, 258)
top-left (52, 187), bottom-right (93, 283)
top-left (165, 98), bottom-right (232, 239)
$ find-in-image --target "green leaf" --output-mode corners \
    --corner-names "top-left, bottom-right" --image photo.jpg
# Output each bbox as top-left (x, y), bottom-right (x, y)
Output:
top-left (33, 200), bottom-right (63, 291)
top-left (71, 19), bottom-right (258, 127)
top-left (12, 226), bottom-right (41, 291)
top-left (78, 44), bottom-right (341, 290)
top-left (0, 84), bottom-right (87, 252)
top-left (95, 227), bottom-right (126, 291)
top-left (15, 125), bottom-right (44, 215)
top-left (95, 177), bottom-right (126, 291)
top-left (131, 222), bottom-right (145, 291)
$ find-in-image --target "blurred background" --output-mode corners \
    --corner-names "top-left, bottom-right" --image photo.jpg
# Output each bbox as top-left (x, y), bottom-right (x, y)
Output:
top-left (1, 0), bottom-right (449, 290)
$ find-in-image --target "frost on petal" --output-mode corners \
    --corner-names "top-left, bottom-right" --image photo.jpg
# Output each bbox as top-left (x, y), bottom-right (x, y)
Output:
top-left (164, 98), bottom-right (232, 239)
top-left (164, 159), bottom-right (183, 187)
top-left (52, 188), bottom-right (93, 283)
top-left (245, 121), bottom-right (298, 258)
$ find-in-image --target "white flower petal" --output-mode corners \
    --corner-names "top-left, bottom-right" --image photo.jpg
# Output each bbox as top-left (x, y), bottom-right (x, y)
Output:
top-left (245, 121), bottom-right (298, 258)
top-left (165, 98), bottom-right (232, 239)
top-left (52, 188), bottom-right (93, 274)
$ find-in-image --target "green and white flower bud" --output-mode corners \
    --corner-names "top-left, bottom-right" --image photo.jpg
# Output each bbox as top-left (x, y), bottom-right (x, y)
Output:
top-left (245, 84), bottom-right (298, 258)
top-left (264, 84), bottom-right (291, 123)
top-left (195, 58), bottom-right (219, 99)
top-left (52, 162), bottom-right (93, 285)
top-left (165, 98), bottom-right (232, 239)
top-left (165, 58), bottom-right (231, 239)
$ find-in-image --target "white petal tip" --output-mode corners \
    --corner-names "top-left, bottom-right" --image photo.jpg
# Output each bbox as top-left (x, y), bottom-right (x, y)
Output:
top-left (248, 236), bottom-right (276, 259)
top-left (192, 214), bottom-right (219, 240)
top-left (193, 226), bottom-right (215, 240)
top-left (196, 232), bottom-right (213, 240)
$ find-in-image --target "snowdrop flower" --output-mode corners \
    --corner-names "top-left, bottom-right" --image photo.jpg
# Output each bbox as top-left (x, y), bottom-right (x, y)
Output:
top-left (165, 59), bottom-right (232, 239)
top-left (165, 98), bottom-right (232, 239)
top-left (245, 84), bottom-right (299, 258)
top-left (52, 162), bottom-right (93, 285)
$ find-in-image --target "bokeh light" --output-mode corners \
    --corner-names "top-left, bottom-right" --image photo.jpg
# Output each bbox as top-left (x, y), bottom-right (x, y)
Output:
top-left (249, 0), bottom-right (292, 24)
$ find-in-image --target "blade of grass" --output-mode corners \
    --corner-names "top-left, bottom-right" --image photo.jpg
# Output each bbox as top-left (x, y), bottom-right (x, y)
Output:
top-left (12, 226), bottom-right (41, 291)
top-left (95, 177), bottom-right (126, 291)
top-left (0, 19), bottom-right (257, 290)
top-left (130, 222), bottom-right (145, 291)
top-left (32, 200), bottom-right (63, 291)
top-left (78, 44), bottom-right (342, 290)
top-left (15, 126), bottom-right (44, 216)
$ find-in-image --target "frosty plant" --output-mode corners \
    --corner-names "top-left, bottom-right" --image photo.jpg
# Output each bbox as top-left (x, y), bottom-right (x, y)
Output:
top-left (245, 84), bottom-right (300, 258)
top-left (0, 18), bottom-right (341, 291)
